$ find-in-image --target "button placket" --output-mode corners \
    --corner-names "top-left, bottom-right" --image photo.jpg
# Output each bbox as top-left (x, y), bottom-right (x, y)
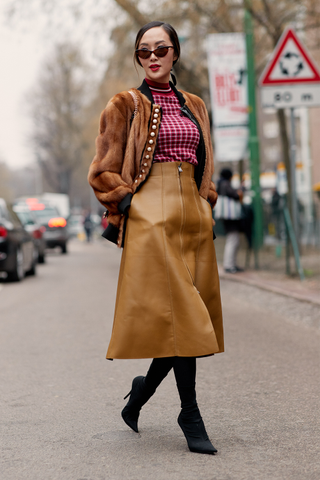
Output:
top-left (136, 105), bottom-right (160, 187)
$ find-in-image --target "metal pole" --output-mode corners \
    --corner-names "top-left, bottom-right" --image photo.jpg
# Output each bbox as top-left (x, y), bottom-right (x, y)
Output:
top-left (283, 206), bottom-right (305, 281)
top-left (289, 107), bottom-right (299, 241)
top-left (244, 8), bottom-right (264, 269)
top-left (299, 108), bottom-right (313, 242)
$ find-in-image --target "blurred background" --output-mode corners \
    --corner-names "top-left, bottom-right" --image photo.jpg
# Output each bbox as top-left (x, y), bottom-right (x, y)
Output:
top-left (1, 4), bottom-right (320, 478)
top-left (0, 0), bottom-right (319, 281)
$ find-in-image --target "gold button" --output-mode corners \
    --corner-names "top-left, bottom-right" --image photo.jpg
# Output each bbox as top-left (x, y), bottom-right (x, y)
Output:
top-left (155, 108), bottom-right (160, 113)
top-left (153, 114), bottom-right (158, 118)
top-left (149, 140), bottom-right (153, 144)
top-left (151, 132), bottom-right (155, 137)
top-left (147, 147), bottom-right (152, 151)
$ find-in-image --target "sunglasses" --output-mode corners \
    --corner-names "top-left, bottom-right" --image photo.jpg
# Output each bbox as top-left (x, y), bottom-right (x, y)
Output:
top-left (136, 45), bottom-right (174, 60)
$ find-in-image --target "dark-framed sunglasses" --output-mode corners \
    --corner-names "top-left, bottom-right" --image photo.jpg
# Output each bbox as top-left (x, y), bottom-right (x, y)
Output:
top-left (136, 45), bottom-right (174, 60)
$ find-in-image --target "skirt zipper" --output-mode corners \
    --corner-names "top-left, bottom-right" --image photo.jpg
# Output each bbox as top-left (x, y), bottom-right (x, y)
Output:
top-left (177, 163), bottom-right (200, 294)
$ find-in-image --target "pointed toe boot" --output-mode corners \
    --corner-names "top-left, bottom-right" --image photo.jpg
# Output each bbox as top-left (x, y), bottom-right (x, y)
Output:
top-left (178, 412), bottom-right (217, 455)
top-left (121, 376), bottom-right (155, 433)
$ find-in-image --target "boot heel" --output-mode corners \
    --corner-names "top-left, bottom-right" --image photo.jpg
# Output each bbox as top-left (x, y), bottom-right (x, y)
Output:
top-left (123, 390), bottom-right (132, 400)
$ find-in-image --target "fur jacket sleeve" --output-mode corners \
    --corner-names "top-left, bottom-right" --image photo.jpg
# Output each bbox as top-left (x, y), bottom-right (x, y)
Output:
top-left (88, 95), bottom-right (134, 217)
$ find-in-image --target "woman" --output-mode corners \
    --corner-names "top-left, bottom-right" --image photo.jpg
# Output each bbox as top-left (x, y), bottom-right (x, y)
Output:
top-left (88, 21), bottom-right (224, 455)
top-left (217, 168), bottom-right (244, 273)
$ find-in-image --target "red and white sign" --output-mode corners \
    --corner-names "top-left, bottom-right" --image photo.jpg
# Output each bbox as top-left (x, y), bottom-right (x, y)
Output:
top-left (207, 33), bottom-right (248, 162)
top-left (260, 28), bottom-right (320, 86)
top-left (259, 28), bottom-right (320, 108)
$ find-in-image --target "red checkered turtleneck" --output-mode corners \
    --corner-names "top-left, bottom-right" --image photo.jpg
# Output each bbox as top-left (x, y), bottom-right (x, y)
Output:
top-left (145, 78), bottom-right (199, 165)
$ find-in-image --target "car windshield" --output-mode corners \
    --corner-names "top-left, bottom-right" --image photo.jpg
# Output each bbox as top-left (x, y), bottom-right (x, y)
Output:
top-left (6, 205), bottom-right (24, 226)
top-left (15, 211), bottom-right (35, 225)
top-left (32, 207), bottom-right (61, 223)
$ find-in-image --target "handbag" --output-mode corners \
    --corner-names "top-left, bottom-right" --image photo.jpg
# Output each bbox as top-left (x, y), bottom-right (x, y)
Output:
top-left (214, 195), bottom-right (242, 220)
top-left (101, 90), bottom-right (138, 247)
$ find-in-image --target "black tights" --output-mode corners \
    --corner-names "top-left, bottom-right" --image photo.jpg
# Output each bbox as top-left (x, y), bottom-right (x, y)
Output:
top-left (144, 357), bottom-right (199, 419)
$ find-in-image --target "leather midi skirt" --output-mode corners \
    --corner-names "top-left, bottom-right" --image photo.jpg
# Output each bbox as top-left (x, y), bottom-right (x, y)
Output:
top-left (106, 161), bottom-right (224, 359)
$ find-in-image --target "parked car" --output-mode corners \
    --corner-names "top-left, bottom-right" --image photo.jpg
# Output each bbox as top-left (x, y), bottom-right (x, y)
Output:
top-left (12, 205), bottom-right (47, 263)
top-left (68, 213), bottom-right (85, 238)
top-left (20, 199), bottom-right (69, 254)
top-left (0, 198), bottom-right (37, 281)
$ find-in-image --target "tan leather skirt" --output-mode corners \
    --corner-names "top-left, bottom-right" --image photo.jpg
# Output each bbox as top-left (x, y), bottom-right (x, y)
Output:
top-left (106, 161), bottom-right (224, 359)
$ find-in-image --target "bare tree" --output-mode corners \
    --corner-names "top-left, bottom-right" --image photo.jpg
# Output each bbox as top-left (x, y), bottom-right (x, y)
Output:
top-left (28, 43), bottom-right (91, 196)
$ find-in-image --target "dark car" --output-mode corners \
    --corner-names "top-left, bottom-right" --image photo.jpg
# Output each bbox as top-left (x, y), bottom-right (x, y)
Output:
top-left (12, 205), bottom-right (46, 263)
top-left (0, 198), bottom-right (37, 281)
top-left (24, 200), bottom-right (68, 254)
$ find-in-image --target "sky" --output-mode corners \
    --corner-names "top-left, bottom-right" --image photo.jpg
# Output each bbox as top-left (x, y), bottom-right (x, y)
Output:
top-left (0, 0), bottom-right (116, 170)
top-left (0, 17), bottom-right (46, 169)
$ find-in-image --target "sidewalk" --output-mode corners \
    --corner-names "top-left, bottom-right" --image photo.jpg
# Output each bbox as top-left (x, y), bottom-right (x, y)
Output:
top-left (215, 236), bottom-right (320, 306)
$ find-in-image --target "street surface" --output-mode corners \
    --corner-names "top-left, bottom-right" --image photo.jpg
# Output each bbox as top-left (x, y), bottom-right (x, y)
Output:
top-left (1, 239), bottom-right (319, 480)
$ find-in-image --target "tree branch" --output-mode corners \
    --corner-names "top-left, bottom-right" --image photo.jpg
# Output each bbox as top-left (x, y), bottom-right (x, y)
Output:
top-left (113, 0), bottom-right (149, 26)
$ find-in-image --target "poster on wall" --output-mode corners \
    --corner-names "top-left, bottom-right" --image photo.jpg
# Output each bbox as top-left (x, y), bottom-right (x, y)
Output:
top-left (207, 33), bottom-right (249, 162)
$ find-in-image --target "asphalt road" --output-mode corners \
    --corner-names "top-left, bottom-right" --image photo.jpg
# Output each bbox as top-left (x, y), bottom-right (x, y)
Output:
top-left (1, 239), bottom-right (319, 480)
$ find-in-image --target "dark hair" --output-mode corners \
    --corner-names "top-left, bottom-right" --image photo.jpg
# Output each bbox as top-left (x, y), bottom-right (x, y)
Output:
top-left (220, 168), bottom-right (233, 180)
top-left (134, 21), bottom-right (180, 67)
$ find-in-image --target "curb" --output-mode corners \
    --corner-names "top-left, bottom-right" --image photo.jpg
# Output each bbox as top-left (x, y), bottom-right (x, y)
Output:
top-left (219, 268), bottom-right (320, 307)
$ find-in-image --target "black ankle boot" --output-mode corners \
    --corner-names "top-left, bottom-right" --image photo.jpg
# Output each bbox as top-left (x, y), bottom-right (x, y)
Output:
top-left (178, 411), bottom-right (218, 454)
top-left (121, 376), bottom-right (155, 433)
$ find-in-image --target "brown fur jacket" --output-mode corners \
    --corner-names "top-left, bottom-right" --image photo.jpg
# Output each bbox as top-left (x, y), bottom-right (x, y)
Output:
top-left (88, 80), bottom-right (218, 246)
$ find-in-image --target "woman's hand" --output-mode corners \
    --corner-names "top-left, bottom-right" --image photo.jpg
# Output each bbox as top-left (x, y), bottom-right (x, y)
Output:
top-left (208, 181), bottom-right (218, 208)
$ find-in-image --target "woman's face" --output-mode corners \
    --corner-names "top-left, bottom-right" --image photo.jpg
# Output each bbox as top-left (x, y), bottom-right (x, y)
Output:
top-left (137, 27), bottom-right (177, 84)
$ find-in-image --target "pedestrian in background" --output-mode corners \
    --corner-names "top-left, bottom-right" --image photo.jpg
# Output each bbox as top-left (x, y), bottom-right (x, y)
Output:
top-left (217, 168), bottom-right (244, 273)
top-left (88, 21), bottom-right (224, 455)
top-left (83, 210), bottom-right (93, 242)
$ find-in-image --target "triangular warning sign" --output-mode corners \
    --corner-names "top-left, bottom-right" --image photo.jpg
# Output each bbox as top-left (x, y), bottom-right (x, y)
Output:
top-left (259, 28), bottom-right (320, 85)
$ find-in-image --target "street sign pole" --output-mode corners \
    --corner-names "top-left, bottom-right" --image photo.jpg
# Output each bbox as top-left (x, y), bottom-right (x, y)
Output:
top-left (244, 8), bottom-right (263, 268)
top-left (289, 108), bottom-right (299, 241)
